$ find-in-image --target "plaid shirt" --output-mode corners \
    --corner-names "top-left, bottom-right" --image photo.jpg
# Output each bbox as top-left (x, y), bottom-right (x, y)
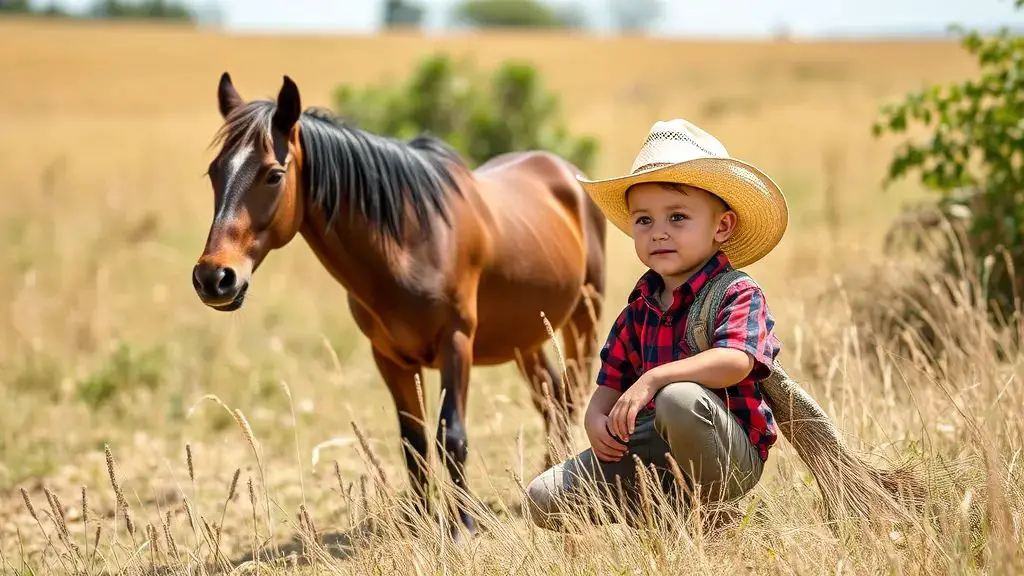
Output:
top-left (596, 251), bottom-right (781, 461)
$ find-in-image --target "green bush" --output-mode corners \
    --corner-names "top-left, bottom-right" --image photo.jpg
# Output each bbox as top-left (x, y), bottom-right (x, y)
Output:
top-left (88, 0), bottom-right (194, 21)
top-left (332, 53), bottom-right (599, 174)
top-left (872, 1), bottom-right (1024, 322)
top-left (0, 0), bottom-right (32, 12)
top-left (451, 0), bottom-right (579, 29)
top-left (77, 342), bottom-right (166, 412)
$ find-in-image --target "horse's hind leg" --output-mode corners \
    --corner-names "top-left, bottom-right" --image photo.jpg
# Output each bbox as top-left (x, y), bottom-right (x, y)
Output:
top-left (562, 283), bottom-right (604, 424)
top-left (516, 346), bottom-right (572, 468)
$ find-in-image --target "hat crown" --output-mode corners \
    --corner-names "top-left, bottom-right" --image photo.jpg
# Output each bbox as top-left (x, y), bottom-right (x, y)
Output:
top-left (630, 119), bottom-right (731, 174)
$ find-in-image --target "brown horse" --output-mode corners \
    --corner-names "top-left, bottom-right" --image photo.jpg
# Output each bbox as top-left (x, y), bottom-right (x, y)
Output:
top-left (192, 72), bottom-right (607, 539)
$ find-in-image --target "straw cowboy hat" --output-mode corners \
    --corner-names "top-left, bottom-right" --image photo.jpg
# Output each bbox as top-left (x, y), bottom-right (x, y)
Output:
top-left (577, 118), bottom-right (789, 269)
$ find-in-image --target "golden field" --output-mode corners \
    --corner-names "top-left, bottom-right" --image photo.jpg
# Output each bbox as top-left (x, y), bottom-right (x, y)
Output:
top-left (1, 17), bottom-right (1022, 575)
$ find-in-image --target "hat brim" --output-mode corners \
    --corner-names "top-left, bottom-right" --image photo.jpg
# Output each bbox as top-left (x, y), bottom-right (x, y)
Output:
top-left (577, 157), bottom-right (788, 269)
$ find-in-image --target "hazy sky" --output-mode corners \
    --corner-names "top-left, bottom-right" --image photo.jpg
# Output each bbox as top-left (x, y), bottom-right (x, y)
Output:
top-left (41, 0), bottom-right (1024, 37)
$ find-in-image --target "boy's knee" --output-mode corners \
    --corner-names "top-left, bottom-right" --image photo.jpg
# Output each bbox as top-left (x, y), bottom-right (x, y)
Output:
top-left (654, 381), bottom-right (715, 435)
top-left (524, 467), bottom-right (563, 530)
top-left (653, 381), bottom-right (763, 502)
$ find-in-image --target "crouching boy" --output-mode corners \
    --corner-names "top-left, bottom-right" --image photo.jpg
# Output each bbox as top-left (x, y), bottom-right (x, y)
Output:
top-left (525, 118), bottom-right (789, 531)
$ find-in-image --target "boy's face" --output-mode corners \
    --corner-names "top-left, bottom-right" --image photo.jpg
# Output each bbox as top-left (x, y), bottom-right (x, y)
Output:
top-left (626, 182), bottom-right (736, 283)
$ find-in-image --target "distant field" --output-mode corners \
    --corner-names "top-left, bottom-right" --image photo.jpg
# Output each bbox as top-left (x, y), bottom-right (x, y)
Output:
top-left (0, 18), bottom-right (983, 295)
top-left (2, 18), bottom-right (1018, 575)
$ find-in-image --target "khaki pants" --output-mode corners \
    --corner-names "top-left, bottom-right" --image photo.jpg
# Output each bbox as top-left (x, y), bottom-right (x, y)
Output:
top-left (525, 381), bottom-right (764, 531)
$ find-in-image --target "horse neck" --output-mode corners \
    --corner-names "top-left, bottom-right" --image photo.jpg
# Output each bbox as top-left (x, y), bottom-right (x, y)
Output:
top-left (297, 206), bottom-right (408, 308)
top-left (290, 113), bottom-right (462, 309)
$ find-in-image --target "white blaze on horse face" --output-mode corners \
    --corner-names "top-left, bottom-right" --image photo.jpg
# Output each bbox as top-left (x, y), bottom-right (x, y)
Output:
top-left (216, 143), bottom-right (259, 221)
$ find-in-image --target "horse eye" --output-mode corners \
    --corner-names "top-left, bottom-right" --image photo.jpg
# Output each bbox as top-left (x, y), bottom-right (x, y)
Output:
top-left (266, 170), bottom-right (284, 186)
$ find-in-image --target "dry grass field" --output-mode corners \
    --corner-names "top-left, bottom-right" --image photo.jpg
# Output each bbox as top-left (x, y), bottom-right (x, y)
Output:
top-left (1, 16), bottom-right (1022, 575)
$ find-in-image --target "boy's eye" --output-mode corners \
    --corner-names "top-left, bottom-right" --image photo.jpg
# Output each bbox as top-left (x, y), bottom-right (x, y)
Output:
top-left (670, 212), bottom-right (688, 222)
top-left (635, 215), bottom-right (652, 225)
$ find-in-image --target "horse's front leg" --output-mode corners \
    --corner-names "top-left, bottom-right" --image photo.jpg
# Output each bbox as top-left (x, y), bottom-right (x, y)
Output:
top-left (437, 319), bottom-right (478, 541)
top-left (372, 347), bottom-right (429, 518)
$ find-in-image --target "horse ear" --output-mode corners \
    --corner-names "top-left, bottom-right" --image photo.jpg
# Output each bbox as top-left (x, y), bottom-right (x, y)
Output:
top-left (217, 72), bottom-right (244, 119)
top-left (273, 75), bottom-right (301, 135)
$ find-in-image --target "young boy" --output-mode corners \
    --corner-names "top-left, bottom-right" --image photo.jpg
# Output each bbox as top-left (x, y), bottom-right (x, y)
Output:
top-left (525, 118), bottom-right (789, 531)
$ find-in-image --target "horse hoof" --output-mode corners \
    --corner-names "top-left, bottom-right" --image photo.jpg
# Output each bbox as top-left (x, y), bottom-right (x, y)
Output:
top-left (449, 513), bottom-right (478, 544)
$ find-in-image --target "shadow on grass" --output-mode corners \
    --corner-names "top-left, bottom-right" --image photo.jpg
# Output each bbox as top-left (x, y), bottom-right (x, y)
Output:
top-left (220, 497), bottom-right (527, 570)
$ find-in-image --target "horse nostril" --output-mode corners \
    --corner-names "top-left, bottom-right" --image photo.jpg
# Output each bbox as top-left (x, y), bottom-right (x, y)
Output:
top-left (192, 265), bottom-right (203, 293)
top-left (193, 264), bottom-right (238, 299)
top-left (217, 267), bottom-right (236, 293)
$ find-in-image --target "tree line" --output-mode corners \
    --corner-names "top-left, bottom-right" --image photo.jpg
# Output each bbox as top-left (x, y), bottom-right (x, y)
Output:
top-left (385, 0), bottom-right (665, 33)
top-left (2, 0), bottom-right (664, 31)
top-left (1, 0), bottom-right (196, 23)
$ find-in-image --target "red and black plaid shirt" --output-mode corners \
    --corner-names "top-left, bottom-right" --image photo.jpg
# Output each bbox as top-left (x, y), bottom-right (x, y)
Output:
top-left (596, 251), bottom-right (781, 461)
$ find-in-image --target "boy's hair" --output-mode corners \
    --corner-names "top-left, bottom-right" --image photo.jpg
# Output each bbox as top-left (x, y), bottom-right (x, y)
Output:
top-left (625, 181), bottom-right (732, 213)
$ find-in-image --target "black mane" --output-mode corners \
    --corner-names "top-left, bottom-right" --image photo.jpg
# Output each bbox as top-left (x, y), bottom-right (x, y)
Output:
top-left (213, 100), bottom-right (467, 244)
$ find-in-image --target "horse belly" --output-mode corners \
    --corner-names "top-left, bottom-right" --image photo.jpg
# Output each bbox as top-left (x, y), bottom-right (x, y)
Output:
top-left (471, 230), bottom-right (587, 364)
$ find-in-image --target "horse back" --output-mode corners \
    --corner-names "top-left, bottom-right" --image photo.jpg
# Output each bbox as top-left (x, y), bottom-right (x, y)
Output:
top-left (472, 150), bottom-right (596, 234)
top-left (474, 149), bottom-right (606, 275)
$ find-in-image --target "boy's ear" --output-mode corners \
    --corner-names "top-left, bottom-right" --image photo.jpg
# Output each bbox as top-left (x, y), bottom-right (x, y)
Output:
top-left (714, 210), bottom-right (738, 244)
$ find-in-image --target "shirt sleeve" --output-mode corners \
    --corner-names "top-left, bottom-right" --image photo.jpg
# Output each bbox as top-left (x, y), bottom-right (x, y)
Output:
top-left (595, 307), bottom-right (639, 393)
top-left (710, 279), bottom-right (781, 380)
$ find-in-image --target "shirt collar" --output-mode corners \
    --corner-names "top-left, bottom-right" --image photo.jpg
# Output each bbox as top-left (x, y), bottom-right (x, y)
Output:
top-left (628, 250), bottom-right (732, 309)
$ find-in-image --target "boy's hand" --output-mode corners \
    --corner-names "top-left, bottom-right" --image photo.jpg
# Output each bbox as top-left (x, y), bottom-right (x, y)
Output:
top-left (608, 375), bottom-right (658, 442)
top-left (584, 412), bottom-right (628, 462)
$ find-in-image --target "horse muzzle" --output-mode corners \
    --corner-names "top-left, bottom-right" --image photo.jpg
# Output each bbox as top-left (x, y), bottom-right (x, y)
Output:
top-left (192, 261), bottom-right (250, 311)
